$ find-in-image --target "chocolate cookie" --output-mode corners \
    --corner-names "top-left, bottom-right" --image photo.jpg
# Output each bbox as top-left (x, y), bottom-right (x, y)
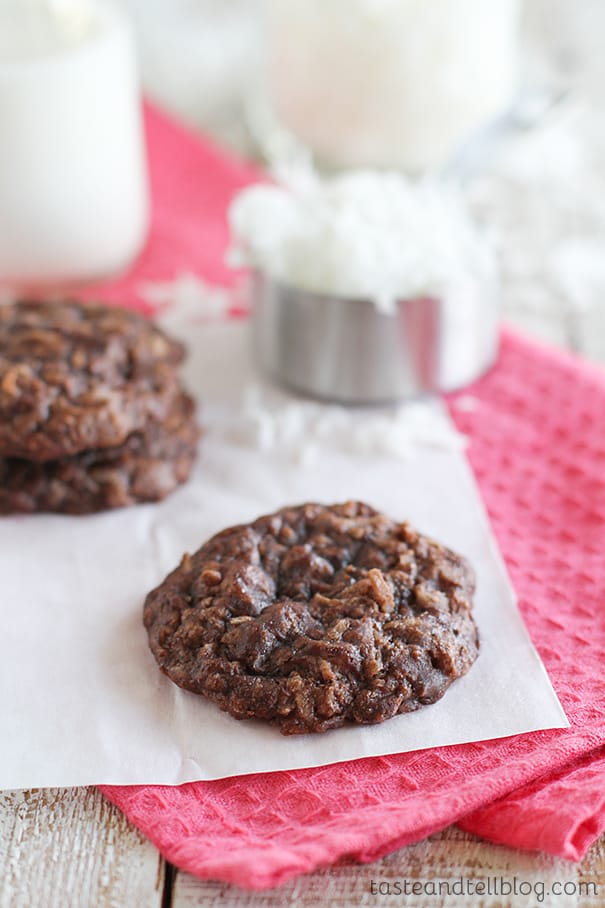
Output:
top-left (0, 299), bottom-right (185, 461)
top-left (0, 391), bottom-right (199, 515)
top-left (144, 501), bottom-right (479, 735)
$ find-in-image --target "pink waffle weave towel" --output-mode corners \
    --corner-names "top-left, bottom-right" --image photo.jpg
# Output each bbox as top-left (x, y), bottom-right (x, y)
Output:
top-left (97, 105), bottom-right (605, 888)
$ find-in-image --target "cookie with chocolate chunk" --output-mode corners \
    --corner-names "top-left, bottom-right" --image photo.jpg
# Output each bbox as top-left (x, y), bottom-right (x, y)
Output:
top-left (0, 299), bottom-right (184, 461)
top-left (144, 501), bottom-right (479, 735)
top-left (0, 391), bottom-right (199, 515)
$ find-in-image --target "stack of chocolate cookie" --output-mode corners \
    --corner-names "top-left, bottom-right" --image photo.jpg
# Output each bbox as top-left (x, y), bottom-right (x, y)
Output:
top-left (0, 299), bottom-right (199, 515)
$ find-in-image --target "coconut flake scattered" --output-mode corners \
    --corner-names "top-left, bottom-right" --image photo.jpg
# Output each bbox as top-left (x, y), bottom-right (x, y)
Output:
top-left (139, 272), bottom-right (239, 331)
top-left (228, 168), bottom-right (496, 313)
top-left (211, 381), bottom-right (467, 466)
top-left (451, 394), bottom-right (480, 413)
top-left (140, 275), bottom-right (467, 463)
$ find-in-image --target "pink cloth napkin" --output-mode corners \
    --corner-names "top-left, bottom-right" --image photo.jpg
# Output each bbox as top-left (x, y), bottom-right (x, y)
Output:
top-left (94, 105), bottom-right (605, 888)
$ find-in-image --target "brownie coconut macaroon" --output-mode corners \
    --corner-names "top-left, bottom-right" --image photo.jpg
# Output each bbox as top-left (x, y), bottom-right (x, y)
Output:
top-left (144, 501), bottom-right (479, 735)
top-left (0, 299), bottom-right (200, 514)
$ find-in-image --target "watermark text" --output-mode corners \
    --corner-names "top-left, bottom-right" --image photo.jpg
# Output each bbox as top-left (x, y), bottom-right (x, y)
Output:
top-left (369, 876), bottom-right (598, 902)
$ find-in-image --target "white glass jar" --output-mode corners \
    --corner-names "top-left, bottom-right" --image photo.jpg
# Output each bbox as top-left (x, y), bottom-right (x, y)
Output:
top-left (263, 0), bottom-right (522, 173)
top-left (0, 0), bottom-right (149, 288)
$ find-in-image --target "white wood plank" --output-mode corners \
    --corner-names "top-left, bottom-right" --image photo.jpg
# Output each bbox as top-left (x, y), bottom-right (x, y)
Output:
top-left (0, 787), bottom-right (165, 908)
top-left (172, 826), bottom-right (605, 908)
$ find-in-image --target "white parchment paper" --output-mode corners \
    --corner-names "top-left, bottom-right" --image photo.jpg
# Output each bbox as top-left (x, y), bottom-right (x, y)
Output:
top-left (0, 321), bottom-right (568, 789)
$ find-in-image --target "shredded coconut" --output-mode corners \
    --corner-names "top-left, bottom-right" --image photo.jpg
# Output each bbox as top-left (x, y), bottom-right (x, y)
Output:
top-left (148, 275), bottom-right (468, 464)
top-left (451, 394), bottom-right (480, 414)
top-left (139, 272), bottom-right (238, 327)
top-left (212, 381), bottom-right (467, 466)
top-left (228, 169), bottom-right (497, 313)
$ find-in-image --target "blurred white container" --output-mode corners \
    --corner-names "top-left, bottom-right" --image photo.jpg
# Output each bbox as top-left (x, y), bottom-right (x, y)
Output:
top-left (0, 0), bottom-right (149, 287)
top-left (263, 0), bottom-right (522, 173)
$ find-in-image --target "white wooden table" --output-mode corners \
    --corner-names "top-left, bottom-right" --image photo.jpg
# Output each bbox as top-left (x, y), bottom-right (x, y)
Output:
top-left (1, 782), bottom-right (604, 907)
